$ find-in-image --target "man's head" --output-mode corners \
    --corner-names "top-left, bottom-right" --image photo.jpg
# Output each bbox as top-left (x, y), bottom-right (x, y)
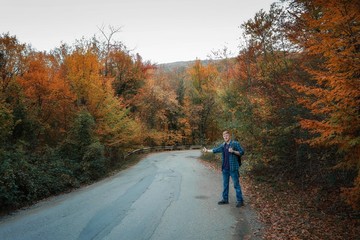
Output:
top-left (223, 130), bottom-right (231, 143)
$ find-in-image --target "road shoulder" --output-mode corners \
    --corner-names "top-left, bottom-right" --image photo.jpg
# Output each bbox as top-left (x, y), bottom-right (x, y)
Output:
top-left (198, 158), bottom-right (265, 240)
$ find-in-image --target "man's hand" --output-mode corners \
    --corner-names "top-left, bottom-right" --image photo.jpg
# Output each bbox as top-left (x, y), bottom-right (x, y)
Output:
top-left (202, 147), bottom-right (208, 153)
top-left (229, 147), bottom-right (237, 155)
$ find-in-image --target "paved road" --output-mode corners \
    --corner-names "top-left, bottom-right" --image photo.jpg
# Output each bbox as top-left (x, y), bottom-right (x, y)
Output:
top-left (0, 150), bottom-right (259, 240)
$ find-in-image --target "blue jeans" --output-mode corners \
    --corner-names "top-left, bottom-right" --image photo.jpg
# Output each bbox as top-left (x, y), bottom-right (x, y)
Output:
top-left (222, 169), bottom-right (243, 203)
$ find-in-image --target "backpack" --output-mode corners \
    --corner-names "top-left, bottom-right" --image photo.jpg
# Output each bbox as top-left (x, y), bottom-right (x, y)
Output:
top-left (231, 141), bottom-right (242, 166)
top-left (236, 154), bottom-right (242, 166)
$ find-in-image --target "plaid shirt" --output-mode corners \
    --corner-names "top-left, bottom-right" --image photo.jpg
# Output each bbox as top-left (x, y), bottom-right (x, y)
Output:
top-left (212, 140), bottom-right (244, 172)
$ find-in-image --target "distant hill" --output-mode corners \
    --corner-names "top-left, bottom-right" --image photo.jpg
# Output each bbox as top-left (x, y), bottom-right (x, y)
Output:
top-left (156, 60), bottom-right (196, 71)
top-left (157, 59), bottom-right (213, 71)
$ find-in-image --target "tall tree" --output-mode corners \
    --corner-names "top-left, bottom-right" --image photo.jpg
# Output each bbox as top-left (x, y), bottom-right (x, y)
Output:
top-left (0, 33), bottom-right (27, 94)
top-left (226, 4), bottom-right (302, 164)
top-left (187, 60), bottom-right (220, 144)
top-left (109, 50), bottom-right (153, 107)
top-left (287, 0), bottom-right (360, 209)
top-left (17, 52), bottom-right (75, 145)
top-left (62, 42), bottom-right (142, 150)
top-left (133, 73), bottom-right (185, 145)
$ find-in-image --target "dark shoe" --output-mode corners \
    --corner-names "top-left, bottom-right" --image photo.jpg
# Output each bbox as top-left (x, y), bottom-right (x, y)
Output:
top-left (236, 201), bottom-right (244, 208)
top-left (218, 200), bottom-right (229, 205)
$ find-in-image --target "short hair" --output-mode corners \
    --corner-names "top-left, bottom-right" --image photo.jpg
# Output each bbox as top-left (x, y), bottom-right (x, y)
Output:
top-left (223, 130), bottom-right (230, 135)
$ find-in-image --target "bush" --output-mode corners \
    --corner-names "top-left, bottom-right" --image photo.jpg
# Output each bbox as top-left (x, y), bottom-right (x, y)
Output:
top-left (0, 146), bottom-right (80, 212)
top-left (81, 141), bottom-right (106, 181)
top-left (0, 156), bottom-right (20, 208)
top-left (0, 149), bottom-right (37, 209)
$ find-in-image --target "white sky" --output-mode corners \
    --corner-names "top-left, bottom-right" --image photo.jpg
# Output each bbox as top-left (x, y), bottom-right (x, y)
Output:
top-left (1, 0), bottom-right (275, 64)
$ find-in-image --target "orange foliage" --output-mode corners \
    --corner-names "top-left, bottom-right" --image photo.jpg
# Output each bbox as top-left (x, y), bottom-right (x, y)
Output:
top-left (0, 33), bottom-right (27, 92)
top-left (288, 0), bottom-right (360, 209)
top-left (186, 60), bottom-right (220, 143)
top-left (187, 60), bottom-right (218, 95)
top-left (62, 47), bottom-right (143, 149)
top-left (133, 74), bottom-right (187, 145)
top-left (63, 49), bottom-right (102, 108)
top-left (17, 52), bottom-right (75, 141)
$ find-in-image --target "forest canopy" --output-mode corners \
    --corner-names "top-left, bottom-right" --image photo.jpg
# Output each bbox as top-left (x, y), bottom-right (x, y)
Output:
top-left (0, 0), bottom-right (359, 213)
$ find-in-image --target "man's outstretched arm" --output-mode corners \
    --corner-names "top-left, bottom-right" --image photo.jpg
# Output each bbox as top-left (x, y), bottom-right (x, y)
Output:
top-left (202, 147), bottom-right (213, 153)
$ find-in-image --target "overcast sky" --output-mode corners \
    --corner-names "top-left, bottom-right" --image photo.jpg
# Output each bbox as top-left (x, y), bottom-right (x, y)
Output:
top-left (1, 0), bottom-right (275, 64)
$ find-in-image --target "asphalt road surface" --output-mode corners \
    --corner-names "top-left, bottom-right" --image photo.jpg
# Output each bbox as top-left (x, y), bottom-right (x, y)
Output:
top-left (0, 150), bottom-right (261, 240)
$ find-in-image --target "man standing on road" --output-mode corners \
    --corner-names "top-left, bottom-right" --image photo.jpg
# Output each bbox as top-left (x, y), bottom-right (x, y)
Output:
top-left (202, 130), bottom-right (245, 208)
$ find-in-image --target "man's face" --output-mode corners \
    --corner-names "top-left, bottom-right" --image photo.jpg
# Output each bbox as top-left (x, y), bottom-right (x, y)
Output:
top-left (223, 133), bottom-right (230, 142)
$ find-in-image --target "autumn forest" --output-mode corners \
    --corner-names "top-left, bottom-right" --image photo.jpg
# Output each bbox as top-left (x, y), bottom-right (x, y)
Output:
top-left (0, 0), bottom-right (359, 237)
